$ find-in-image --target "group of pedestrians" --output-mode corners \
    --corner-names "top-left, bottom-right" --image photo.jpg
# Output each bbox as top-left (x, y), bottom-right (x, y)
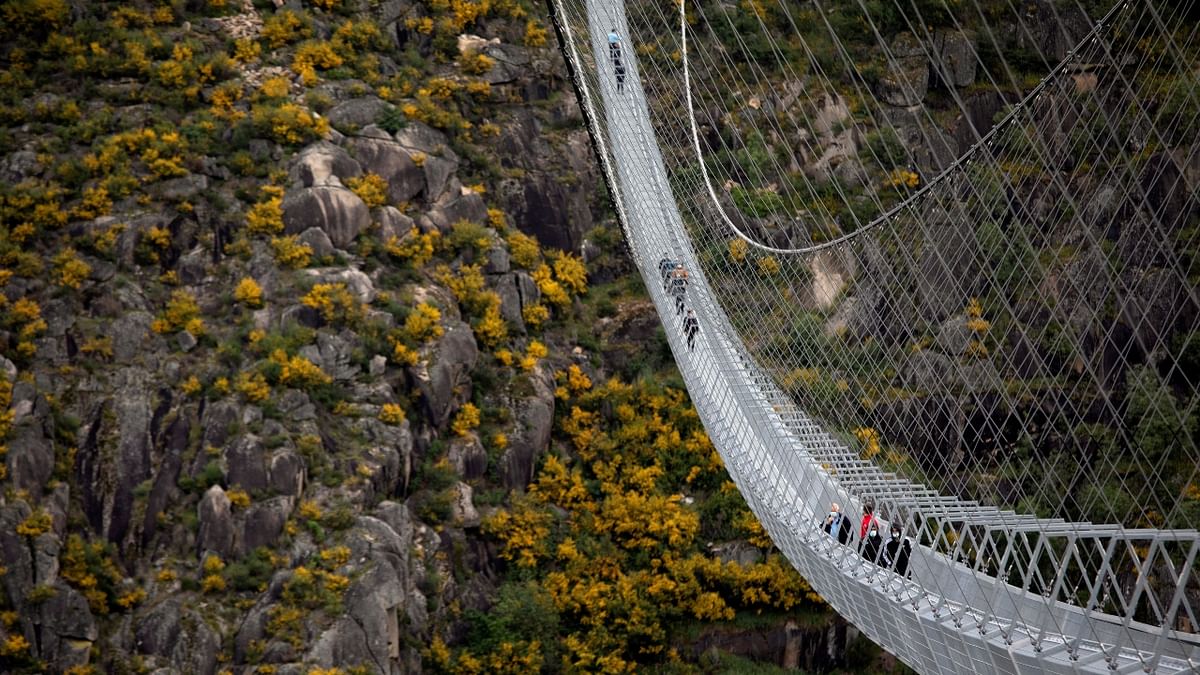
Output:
top-left (821, 502), bottom-right (912, 576)
top-left (659, 254), bottom-right (699, 351)
top-left (608, 29), bottom-right (626, 93)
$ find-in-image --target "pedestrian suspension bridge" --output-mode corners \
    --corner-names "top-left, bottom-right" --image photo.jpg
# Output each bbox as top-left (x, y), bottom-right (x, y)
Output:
top-left (548, 0), bottom-right (1200, 671)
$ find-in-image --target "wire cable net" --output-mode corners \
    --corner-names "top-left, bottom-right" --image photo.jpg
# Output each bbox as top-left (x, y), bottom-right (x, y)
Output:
top-left (551, 0), bottom-right (1200, 670)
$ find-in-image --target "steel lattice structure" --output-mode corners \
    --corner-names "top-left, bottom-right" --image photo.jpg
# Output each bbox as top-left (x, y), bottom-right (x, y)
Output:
top-left (547, 0), bottom-right (1200, 671)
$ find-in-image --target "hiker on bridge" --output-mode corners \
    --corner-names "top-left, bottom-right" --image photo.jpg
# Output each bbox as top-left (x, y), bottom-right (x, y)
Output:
top-left (683, 309), bottom-right (699, 351)
top-left (608, 28), bottom-right (621, 60)
top-left (659, 253), bottom-right (676, 289)
top-left (861, 522), bottom-right (884, 564)
top-left (669, 263), bottom-right (689, 315)
top-left (883, 524), bottom-right (912, 576)
top-left (614, 59), bottom-right (626, 93)
top-left (822, 502), bottom-right (853, 545)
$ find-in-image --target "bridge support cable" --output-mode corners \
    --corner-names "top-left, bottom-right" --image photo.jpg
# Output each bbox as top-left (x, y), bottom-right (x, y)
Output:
top-left (548, 0), bottom-right (1200, 670)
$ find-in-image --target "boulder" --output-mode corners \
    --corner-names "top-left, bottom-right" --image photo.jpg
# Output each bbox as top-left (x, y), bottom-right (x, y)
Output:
top-left (447, 435), bottom-right (488, 480)
top-left (291, 141), bottom-right (363, 189)
top-left (375, 205), bottom-right (415, 241)
top-left (495, 273), bottom-right (524, 327)
top-left (240, 496), bottom-right (293, 553)
top-left (421, 155), bottom-right (458, 200)
top-left (424, 182), bottom-right (488, 231)
top-left (934, 315), bottom-right (976, 357)
top-left (300, 331), bottom-right (359, 382)
top-left (900, 350), bottom-right (957, 393)
top-left (197, 485), bottom-right (234, 558)
top-left (298, 227), bottom-right (336, 260)
top-left (450, 482), bottom-right (481, 527)
top-left (6, 415), bottom-right (54, 494)
top-left (302, 267), bottom-right (376, 304)
top-left (484, 243), bottom-right (510, 274)
top-left (916, 201), bottom-right (977, 322)
top-left (479, 42), bottom-right (530, 85)
top-left (0, 149), bottom-right (40, 182)
top-left (110, 311), bottom-right (154, 363)
top-left (225, 435), bottom-right (268, 493)
top-left (1121, 269), bottom-right (1193, 358)
top-left (0, 503), bottom-right (35, 606)
top-left (177, 247), bottom-right (209, 285)
top-left (501, 367), bottom-right (555, 489)
top-left (415, 320), bottom-right (479, 427)
top-left (347, 135), bottom-right (425, 203)
top-left (269, 449), bottom-right (306, 497)
top-left (30, 584), bottom-right (98, 667)
top-left (394, 121), bottom-right (457, 158)
top-left (151, 173), bottom-right (208, 201)
top-left (810, 92), bottom-right (851, 141)
top-left (136, 597), bottom-right (183, 657)
top-left (326, 97), bottom-right (394, 131)
top-left (876, 34), bottom-right (928, 107)
top-left (276, 388), bottom-right (317, 422)
top-left (281, 186), bottom-right (371, 249)
top-left (307, 562), bottom-right (404, 668)
top-left (931, 29), bottom-right (977, 88)
top-left (75, 368), bottom-right (154, 545)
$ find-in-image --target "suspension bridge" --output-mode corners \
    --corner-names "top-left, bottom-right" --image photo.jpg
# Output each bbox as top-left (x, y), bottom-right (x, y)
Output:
top-left (548, 0), bottom-right (1200, 671)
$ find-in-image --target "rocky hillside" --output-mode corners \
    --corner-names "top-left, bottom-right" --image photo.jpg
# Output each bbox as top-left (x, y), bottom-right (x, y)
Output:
top-left (0, 0), bottom-right (909, 673)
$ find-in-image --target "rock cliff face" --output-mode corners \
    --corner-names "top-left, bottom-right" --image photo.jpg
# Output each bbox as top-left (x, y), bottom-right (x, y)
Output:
top-left (0, 0), bottom-right (615, 670)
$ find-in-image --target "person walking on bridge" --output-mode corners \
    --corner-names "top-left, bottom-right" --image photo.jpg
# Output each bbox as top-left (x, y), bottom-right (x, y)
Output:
top-left (822, 502), bottom-right (852, 546)
top-left (659, 253), bottom-right (676, 290)
top-left (683, 309), bottom-right (699, 351)
top-left (608, 28), bottom-right (621, 59)
top-left (614, 60), bottom-right (626, 94)
top-left (669, 263), bottom-right (688, 315)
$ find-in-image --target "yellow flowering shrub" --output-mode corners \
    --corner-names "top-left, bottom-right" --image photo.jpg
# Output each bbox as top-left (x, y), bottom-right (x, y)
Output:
top-left (459, 51), bottom-right (494, 75)
top-left (384, 227), bottom-right (440, 267)
top-left (346, 173), bottom-right (388, 207)
top-left (523, 19), bottom-right (548, 47)
top-left (474, 296), bottom-right (508, 348)
top-left (404, 302), bottom-right (443, 342)
top-left (531, 263), bottom-right (569, 309)
top-left (451, 402), bottom-right (480, 436)
top-left (261, 10), bottom-right (311, 49)
top-left (181, 376), bottom-right (202, 396)
top-left (53, 247), bottom-right (91, 289)
top-left (151, 289), bottom-right (204, 335)
top-left (246, 196), bottom-right (283, 235)
top-left (522, 303), bottom-right (549, 328)
top-left (73, 186), bottom-right (112, 219)
top-left (483, 494), bottom-right (552, 568)
top-left (236, 371), bottom-right (271, 402)
top-left (301, 283), bottom-right (364, 326)
top-left (270, 235), bottom-right (313, 269)
top-left (757, 255), bottom-right (779, 275)
top-left (552, 252), bottom-right (588, 296)
top-left (292, 40), bottom-right (344, 84)
top-left (272, 350), bottom-right (333, 388)
top-left (16, 510), bottom-right (52, 537)
top-left (227, 488), bottom-right (251, 508)
top-left (853, 426), bottom-right (881, 459)
top-left (728, 238), bottom-right (748, 262)
top-left (251, 102), bottom-right (330, 145)
top-left (379, 403), bottom-right (406, 425)
top-left (234, 277), bottom-right (264, 308)
top-left (506, 230), bottom-right (540, 268)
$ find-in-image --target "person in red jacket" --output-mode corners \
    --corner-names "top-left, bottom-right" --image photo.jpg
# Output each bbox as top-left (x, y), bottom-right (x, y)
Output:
top-left (860, 502), bottom-right (878, 539)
